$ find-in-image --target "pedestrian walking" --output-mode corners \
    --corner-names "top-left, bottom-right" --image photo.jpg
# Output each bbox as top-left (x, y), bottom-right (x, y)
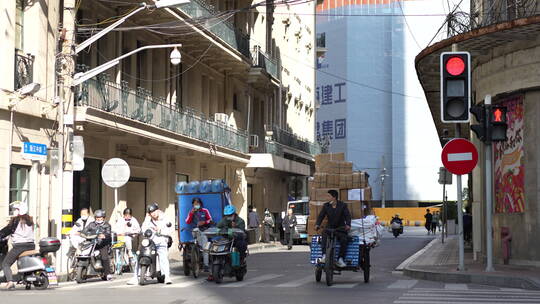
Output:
top-left (431, 211), bottom-right (439, 235)
top-left (424, 209), bottom-right (433, 235)
top-left (463, 207), bottom-right (472, 244)
top-left (282, 208), bottom-right (297, 250)
top-left (262, 208), bottom-right (275, 243)
top-left (248, 206), bottom-right (261, 243)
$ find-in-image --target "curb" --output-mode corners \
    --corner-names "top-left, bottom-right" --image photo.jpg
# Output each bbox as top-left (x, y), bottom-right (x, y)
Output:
top-left (398, 237), bottom-right (540, 290)
top-left (395, 237), bottom-right (440, 271)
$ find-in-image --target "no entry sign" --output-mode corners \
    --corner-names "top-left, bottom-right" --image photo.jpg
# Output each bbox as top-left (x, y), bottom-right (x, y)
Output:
top-left (441, 138), bottom-right (478, 175)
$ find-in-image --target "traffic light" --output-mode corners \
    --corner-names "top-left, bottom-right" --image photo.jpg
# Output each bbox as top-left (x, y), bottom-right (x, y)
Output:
top-left (440, 52), bottom-right (471, 123)
top-left (488, 105), bottom-right (508, 142)
top-left (470, 104), bottom-right (487, 142)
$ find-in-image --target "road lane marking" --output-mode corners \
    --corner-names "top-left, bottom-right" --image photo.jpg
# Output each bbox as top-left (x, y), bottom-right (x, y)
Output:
top-left (444, 283), bottom-right (468, 290)
top-left (220, 274), bottom-right (283, 288)
top-left (330, 283), bottom-right (357, 288)
top-left (387, 280), bottom-right (418, 289)
top-left (276, 276), bottom-right (313, 288)
top-left (398, 297), bottom-right (540, 302)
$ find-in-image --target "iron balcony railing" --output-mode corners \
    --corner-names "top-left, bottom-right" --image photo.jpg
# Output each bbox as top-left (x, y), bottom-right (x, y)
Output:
top-left (252, 46), bottom-right (281, 81)
top-left (14, 50), bottom-right (34, 90)
top-left (250, 126), bottom-right (320, 156)
top-left (176, 0), bottom-right (250, 58)
top-left (77, 76), bottom-right (248, 154)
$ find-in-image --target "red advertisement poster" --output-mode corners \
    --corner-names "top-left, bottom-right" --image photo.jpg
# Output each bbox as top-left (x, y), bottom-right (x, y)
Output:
top-left (494, 96), bottom-right (524, 213)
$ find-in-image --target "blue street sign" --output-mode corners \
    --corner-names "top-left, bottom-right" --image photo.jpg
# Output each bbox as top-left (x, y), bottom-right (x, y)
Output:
top-left (22, 142), bottom-right (48, 160)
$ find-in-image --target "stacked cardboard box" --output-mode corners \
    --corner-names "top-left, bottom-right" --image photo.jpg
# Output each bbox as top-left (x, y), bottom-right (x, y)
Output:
top-left (308, 153), bottom-right (372, 236)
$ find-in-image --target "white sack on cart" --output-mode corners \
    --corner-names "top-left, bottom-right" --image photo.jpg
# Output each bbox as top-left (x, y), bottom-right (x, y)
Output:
top-left (350, 216), bottom-right (384, 245)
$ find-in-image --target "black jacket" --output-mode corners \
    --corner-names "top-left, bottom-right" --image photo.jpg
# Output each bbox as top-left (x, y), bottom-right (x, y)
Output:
top-left (282, 215), bottom-right (297, 233)
top-left (82, 221), bottom-right (112, 245)
top-left (316, 201), bottom-right (351, 229)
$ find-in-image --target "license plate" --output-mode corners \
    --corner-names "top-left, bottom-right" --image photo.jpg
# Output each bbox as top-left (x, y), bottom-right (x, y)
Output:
top-left (46, 267), bottom-right (58, 286)
top-left (300, 234), bottom-right (308, 238)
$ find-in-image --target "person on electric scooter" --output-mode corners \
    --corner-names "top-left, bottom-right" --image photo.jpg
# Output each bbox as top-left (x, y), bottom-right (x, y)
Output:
top-left (0, 201), bottom-right (35, 290)
top-left (315, 190), bottom-right (351, 268)
top-left (136, 203), bottom-right (173, 285)
top-left (208, 205), bottom-right (246, 281)
top-left (185, 198), bottom-right (213, 272)
top-left (81, 209), bottom-right (113, 281)
top-left (114, 208), bottom-right (141, 259)
top-left (391, 214), bottom-right (404, 234)
top-left (69, 208), bottom-right (94, 254)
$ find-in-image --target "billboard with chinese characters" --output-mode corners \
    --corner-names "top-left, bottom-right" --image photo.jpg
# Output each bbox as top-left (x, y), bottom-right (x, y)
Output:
top-left (494, 96), bottom-right (525, 213)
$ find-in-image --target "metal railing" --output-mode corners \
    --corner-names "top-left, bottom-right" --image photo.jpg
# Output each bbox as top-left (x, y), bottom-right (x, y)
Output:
top-left (269, 126), bottom-right (321, 156)
top-left (176, 0), bottom-right (250, 58)
top-left (252, 46), bottom-right (281, 81)
top-left (14, 50), bottom-right (34, 90)
top-left (316, 33), bottom-right (326, 48)
top-left (77, 76), bottom-right (248, 154)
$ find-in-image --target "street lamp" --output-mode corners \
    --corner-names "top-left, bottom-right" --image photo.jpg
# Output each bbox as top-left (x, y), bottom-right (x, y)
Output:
top-left (75, 0), bottom-right (190, 55)
top-left (72, 44), bottom-right (182, 86)
top-left (170, 47), bottom-right (181, 65)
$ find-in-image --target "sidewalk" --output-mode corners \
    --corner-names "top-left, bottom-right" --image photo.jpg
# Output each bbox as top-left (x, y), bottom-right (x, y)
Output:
top-left (399, 235), bottom-right (540, 290)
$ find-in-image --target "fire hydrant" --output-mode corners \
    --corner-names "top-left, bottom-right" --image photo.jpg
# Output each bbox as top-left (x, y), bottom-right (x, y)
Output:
top-left (501, 227), bottom-right (512, 265)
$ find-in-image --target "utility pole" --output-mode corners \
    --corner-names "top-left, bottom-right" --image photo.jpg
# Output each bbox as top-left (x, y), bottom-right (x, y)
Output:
top-left (484, 95), bottom-right (495, 272)
top-left (380, 155), bottom-right (389, 208)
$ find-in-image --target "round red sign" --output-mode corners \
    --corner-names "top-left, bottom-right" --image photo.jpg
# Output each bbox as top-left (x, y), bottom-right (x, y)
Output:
top-left (441, 138), bottom-right (478, 175)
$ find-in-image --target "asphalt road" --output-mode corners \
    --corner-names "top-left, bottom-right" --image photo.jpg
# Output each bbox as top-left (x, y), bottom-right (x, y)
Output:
top-left (3, 227), bottom-right (540, 304)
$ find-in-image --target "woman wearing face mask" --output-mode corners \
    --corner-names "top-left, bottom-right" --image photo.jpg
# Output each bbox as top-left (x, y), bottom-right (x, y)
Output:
top-left (69, 208), bottom-right (94, 251)
top-left (262, 208), bottom-right (275, 243)
top-left (0, 202), bottom-right (35, 290)
top-left (185, 198), bottom-right (213, 272)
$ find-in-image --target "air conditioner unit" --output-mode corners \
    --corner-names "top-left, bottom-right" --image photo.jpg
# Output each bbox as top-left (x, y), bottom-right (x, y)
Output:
top-left (214, 113), bottom-right (229, 124)
top-left (249, 134), bottom-right (259, 148)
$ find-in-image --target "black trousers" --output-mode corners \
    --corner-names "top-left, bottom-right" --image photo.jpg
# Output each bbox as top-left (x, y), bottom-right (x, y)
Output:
top-left (284, 231), bottom-right (294, 247)
top-left (96, 244), bottom-right (111, 277)
top-left (321, 230), bottom-right (348, 259)
top-left (2, 242), bottom-right (35, 282)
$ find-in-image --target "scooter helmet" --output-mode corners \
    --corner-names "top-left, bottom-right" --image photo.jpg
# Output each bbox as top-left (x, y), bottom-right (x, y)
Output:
top-left (147, 203), bottom-right (159, 214)
top-left (94, 209), bottom-right (106, 218)
top-left (223, 205), bottom-right (236, 216)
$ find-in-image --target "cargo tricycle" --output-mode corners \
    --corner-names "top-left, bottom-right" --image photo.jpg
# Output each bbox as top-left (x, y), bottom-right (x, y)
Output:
top-left (311, 228), bottom-right (373, 286)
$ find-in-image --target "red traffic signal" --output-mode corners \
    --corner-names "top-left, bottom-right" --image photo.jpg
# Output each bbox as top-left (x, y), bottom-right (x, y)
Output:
top-left (440, 52), bottom-right (471, 123)
top-left (491, 106), bottom-right (506, 123)
top-left (446, 57), bottom-right (466, 76)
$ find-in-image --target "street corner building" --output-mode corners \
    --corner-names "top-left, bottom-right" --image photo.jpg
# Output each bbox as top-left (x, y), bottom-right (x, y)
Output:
top-left (415, 0), bottom-right (540, 265)
top-left (0, 0), bottom-right (318, 273)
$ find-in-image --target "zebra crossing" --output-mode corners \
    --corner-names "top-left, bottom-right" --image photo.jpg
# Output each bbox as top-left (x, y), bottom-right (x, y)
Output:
top-left (393, 286), bottom-right (540, 304)
top-left (54, 275), bottom-right (540, 298)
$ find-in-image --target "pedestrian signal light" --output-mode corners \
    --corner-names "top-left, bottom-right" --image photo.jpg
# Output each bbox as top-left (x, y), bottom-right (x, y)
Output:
top-left (489, 106), bottom-right (508, 142)
top-left (470, 104), bottom-right (487, 142)
top-left (440, 52), bottom-right (471, 123)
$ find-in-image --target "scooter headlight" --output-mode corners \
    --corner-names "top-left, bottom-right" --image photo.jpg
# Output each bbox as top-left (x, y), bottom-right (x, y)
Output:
top-left (141, 239), bottom-right (150, 247)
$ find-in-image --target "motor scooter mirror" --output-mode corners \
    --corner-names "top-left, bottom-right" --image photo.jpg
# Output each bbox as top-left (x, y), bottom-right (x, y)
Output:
top-left (166, 222), bottom-right (172, 228)
top-left (127, 222), bottom-right (132, 227)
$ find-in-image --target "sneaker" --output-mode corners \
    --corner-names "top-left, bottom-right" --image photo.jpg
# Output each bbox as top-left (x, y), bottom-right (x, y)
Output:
top-left (336, 258), bottom-right (347, 268)
top-left (127, 277), bottom-right (138, 285)
top-left (165, 276), bottom-right (172, 285)
top-left (207, 275), bottom-right (214, 282)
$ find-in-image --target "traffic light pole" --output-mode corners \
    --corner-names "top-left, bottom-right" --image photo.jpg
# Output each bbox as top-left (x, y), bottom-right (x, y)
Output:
top-left (485, 95), bottom-right (495, 272)
top-left (455, 124), bottom-right (466, 271)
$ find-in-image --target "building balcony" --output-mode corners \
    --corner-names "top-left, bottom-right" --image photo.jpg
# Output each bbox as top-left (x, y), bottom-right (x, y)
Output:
top-left (76, 75), bottom-right (248, 154)
top-left (250, 126), bottom-right (320, 158)
top-left (14, 50), bottom-right (34, 90)
top-left (175, 0), bottom-right (250, 58)
top-left (252, 46), bottom-right (281, 81)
